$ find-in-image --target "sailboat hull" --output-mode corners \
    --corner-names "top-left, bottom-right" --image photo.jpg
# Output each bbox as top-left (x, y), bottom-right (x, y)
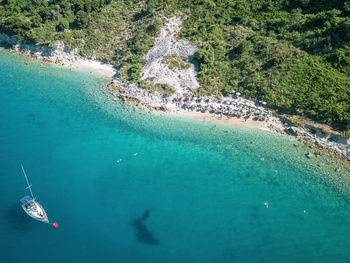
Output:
top-left (21, 200), bottom-right (49, 223)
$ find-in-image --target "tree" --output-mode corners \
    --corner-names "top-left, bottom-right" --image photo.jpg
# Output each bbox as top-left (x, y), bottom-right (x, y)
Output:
top-left (195, 45), bottom-right (215, 70)
top-left (75, 10), bottom-right (89, 28)
top-left (31, 15), bottom-right (42, 27)
top-left (344, 1), bottom-right (350, 13)
top-left (56, 19), bottom-right (69, 32)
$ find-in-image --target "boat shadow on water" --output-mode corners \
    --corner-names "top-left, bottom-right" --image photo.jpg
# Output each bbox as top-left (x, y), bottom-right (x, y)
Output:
top-left (4, 203), bottom-right (33, 231)
top-left (131, 210), bottom-right (159, 246)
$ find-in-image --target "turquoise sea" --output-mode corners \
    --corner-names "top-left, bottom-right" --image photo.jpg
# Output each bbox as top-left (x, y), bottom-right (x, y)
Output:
top-left (1, 49), bottom-right (350, 263)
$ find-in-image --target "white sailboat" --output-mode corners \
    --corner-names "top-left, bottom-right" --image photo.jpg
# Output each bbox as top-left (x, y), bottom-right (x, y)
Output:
top-left (20, 164), bottom-right (49, 223)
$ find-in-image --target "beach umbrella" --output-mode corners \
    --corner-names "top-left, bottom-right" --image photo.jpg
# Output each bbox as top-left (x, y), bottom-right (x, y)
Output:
top-left (262, 101), bottom-right (267, 105)
top-left (236, 92), bottom-right (241, 96)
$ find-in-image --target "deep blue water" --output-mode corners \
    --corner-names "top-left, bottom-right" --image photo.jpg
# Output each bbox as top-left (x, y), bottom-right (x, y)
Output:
top-left (1, 50), bottom-right (350, 263)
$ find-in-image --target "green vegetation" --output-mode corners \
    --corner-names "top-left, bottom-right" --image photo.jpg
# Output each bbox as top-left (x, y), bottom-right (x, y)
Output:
top-left (1, 0), bottom-right (349, 132)
top-left (0, 0), bottom-right (112, 44)
top-left (162, 54), bottom-right (191, 70)
top-left (139, 80), bottom-right (175, 95)
top-left (175, 0), bottom-right (350, 131)
top-left (0, 0), bottom-right (165, 82)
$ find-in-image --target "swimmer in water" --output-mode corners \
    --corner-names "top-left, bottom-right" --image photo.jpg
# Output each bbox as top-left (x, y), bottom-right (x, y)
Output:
top-left (264, 202), bottom-right (269, 208)
top-left (303, 210), bottom-right (307, 214)
top-left (260, 157), bottom-right (265, 161)
top-left (274, 170), bottom-right (278, 174)
top-left (116, 159), bottom-right (122, 163)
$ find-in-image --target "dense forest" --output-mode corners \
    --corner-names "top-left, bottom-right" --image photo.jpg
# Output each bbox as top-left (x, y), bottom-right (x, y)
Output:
top-left (0, 0), bottom-right (349, 133)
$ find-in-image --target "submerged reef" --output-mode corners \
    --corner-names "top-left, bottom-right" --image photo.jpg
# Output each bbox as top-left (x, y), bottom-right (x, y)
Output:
top-left (132, 210), bottom-right (159, 246)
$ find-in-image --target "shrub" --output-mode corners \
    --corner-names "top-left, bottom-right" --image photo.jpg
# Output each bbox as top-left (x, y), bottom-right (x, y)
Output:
top-left (56, 20), bottom-right (69, 32)
top-left (75, 10), bottom-right (89, 28)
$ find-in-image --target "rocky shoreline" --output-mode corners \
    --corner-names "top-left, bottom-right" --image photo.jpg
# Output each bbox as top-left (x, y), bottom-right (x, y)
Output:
top-left (0, 32), bottom-right (349, 162)
top-left (107, 79), bottom-right (350, 162)
top-left (283, 125), bottom-right (350, 161)
top-left (0, 33), bottom-right (116, 78)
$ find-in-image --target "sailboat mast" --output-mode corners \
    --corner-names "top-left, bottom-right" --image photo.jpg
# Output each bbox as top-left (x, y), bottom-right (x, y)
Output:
top-left (21, 164), bottom-right (34, 199)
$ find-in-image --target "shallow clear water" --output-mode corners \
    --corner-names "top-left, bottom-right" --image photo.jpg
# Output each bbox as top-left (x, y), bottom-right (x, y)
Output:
top-left (1, 50), bottom-right (350, 263)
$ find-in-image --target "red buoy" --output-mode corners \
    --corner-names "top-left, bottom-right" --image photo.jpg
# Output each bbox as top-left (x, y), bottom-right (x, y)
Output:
top-left (52, 222), bottom-right (58, 228)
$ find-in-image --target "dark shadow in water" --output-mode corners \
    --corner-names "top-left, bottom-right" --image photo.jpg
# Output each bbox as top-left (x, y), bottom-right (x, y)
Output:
top-left (131, 210), bottom-right (159, 246)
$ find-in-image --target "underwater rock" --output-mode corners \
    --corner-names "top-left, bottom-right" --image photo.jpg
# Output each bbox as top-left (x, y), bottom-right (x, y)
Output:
top-left (306, 152), bottom-right (315, 159)
top-left (132, 210), bottom-right (159, 246)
